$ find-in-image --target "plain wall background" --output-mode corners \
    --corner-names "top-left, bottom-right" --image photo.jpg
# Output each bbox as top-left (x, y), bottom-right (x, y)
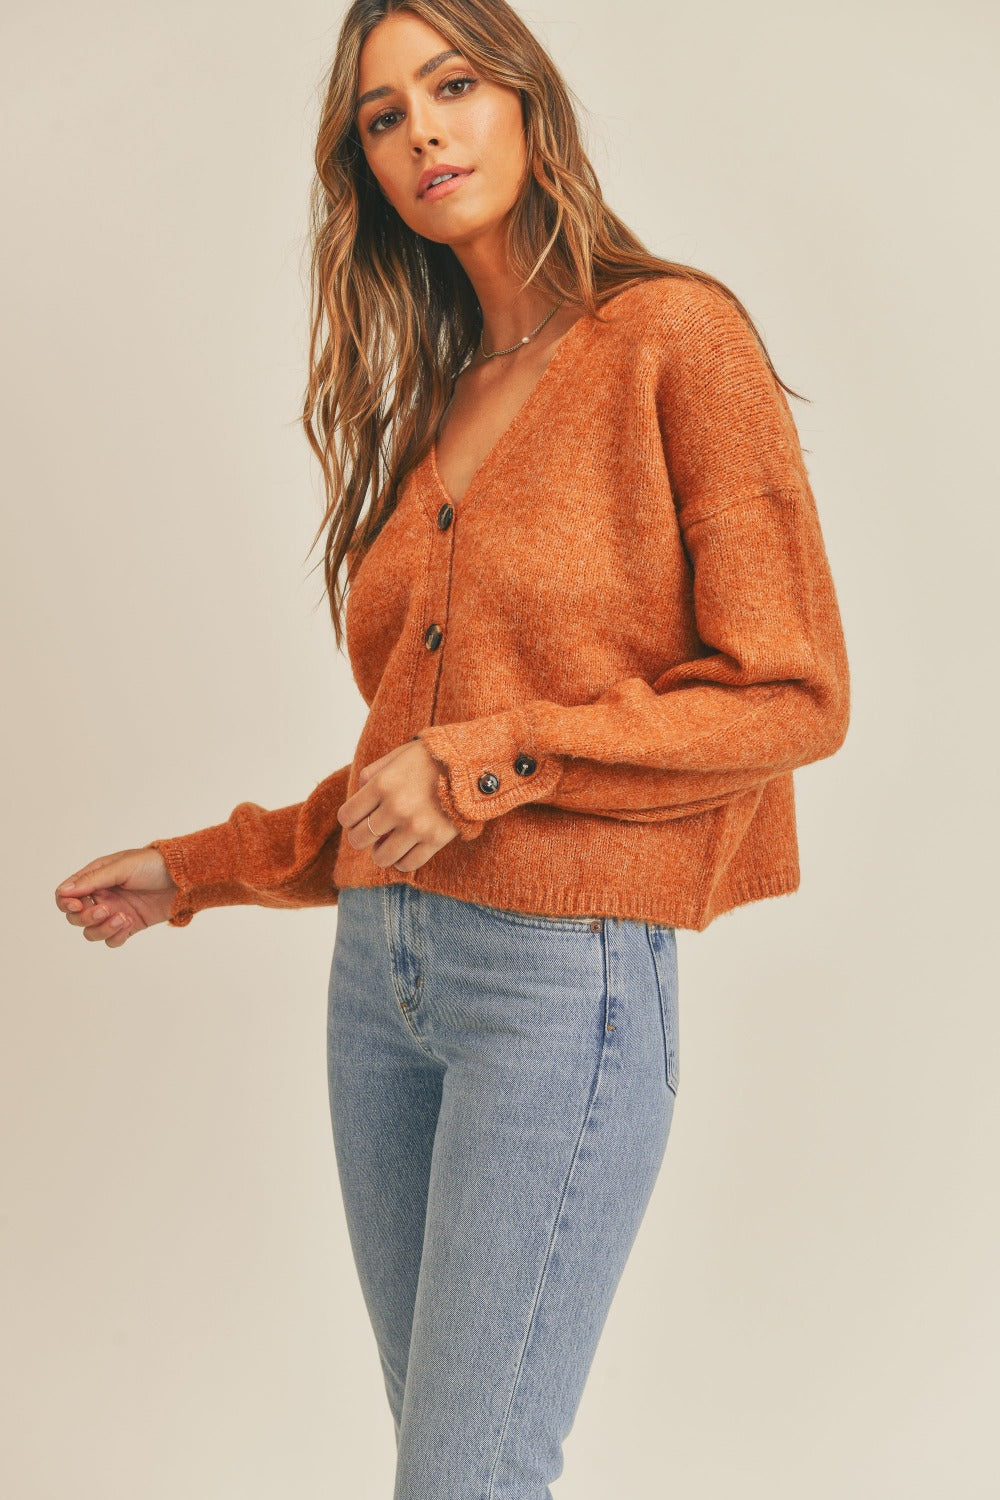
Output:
top-left (4, 1), bottom-right (998, 1495)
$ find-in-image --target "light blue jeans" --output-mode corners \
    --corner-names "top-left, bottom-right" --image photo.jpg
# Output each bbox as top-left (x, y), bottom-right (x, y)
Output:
top-left (326, 882), bottom-right (679, 1500)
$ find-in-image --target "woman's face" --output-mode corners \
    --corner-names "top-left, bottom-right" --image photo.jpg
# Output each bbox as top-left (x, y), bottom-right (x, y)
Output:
top-left (355, 11), bottom-right (527, 247)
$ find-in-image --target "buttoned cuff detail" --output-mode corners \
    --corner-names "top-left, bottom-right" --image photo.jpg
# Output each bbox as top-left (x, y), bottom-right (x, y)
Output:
top-left (417, 711), bottom-right (563, 836)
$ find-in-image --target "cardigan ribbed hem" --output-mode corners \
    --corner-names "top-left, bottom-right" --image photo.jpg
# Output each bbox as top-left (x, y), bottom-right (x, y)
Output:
top-left (332, 865), bottom-right (801, 933)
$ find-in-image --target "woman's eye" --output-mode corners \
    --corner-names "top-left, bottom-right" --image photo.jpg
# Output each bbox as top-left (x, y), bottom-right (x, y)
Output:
top-left (442, 75), bottom-right (476, 98)
top-left (367, 76), bottom-right (477, 134)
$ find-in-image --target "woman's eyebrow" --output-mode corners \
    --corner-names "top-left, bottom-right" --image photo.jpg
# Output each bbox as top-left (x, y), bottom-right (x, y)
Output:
top-left (357, 49), bottom-right (462, 112)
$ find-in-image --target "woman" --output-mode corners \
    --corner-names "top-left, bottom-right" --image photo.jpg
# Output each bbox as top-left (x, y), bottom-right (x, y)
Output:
top-left (54, 1), bottom-right (850, 1494)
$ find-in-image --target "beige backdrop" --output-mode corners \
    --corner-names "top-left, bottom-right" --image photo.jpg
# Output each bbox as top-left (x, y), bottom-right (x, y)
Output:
top-left (4, 0), bottom-right (998, 1495)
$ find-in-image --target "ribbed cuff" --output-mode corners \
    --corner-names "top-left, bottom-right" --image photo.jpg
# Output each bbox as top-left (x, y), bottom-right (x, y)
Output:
top-left (143, 821), bottom-right (242, 928)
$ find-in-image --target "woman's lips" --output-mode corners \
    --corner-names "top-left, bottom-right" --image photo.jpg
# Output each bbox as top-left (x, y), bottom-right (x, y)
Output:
top-left (422, 169), bottom-right (473, 202)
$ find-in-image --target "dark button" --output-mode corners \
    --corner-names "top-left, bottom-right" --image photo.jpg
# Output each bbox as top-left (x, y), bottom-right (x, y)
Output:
top-left (436, 502), bottom-right (454, 530)
top-left (424, 623), bottom-right (443, 650)
top-left (513, 753), bottom-right (537, 777)
top-left (477, 771), bottom-right (500, 795)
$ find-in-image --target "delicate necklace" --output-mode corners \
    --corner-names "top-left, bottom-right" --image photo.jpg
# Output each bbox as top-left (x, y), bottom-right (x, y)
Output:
top-left (479, 299), bottom-right (566, 360)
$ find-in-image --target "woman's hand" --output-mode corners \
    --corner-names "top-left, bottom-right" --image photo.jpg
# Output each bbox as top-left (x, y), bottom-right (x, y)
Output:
top-left (54, 848), bottom-right (179, 948)
top-left (338, 738), bottom-right (462, 872)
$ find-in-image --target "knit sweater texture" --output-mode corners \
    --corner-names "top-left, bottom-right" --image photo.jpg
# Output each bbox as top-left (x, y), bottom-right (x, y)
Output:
top-left (146, 275), bottom-right (850, 932)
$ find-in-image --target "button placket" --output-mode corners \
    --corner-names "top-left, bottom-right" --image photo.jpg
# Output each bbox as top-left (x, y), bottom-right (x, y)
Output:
top-left (416, 479), bottom-right (549, 815)
top-left (416, 489), bottom-right (456, 729)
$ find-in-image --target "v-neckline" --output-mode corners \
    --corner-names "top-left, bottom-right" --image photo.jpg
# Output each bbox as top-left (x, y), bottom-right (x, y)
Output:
top-left (427, 308), bottom-right (597, 511)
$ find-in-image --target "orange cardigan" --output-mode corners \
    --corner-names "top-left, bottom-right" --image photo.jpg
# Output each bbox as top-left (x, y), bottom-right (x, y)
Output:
top-left (146, 276), bottom-right (850, 931)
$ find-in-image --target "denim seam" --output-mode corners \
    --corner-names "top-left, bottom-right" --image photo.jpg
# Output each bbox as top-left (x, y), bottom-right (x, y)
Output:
top-left (645, 925), bottom-right (678, 1097)
top-left (382, 884), bottom-right (435, 1057)
top-left (485, 923), bottom-right (613, 1499)
top-left (413, 888), bottom-right (426, 1008)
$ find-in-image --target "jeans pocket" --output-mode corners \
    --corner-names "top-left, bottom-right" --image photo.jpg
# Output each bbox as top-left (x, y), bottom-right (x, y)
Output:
top-left (645, 924), bottom-right (679, 1096)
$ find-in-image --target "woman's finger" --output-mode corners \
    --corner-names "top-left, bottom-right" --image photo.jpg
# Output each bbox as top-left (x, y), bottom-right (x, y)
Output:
top-left (62, 894), bottom-right (109, 929)
top-left (55, 856), bottom-right (129, 899)
top-left (103, 914), bottom-right (134, 949)
top-left (67, 895), bottom-right (120, 931)
top-left (83, 909), bottom-right (132, 944)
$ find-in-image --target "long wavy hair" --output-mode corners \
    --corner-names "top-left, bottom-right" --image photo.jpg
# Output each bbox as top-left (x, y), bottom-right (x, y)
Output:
top-left (301, 0), bottom-right (806, 649)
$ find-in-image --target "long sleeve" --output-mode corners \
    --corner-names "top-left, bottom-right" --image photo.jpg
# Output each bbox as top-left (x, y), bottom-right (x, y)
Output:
top-left (416, 286), bottom-right (850, 840)
top-left (144, 762), bottom-right (352, 926)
